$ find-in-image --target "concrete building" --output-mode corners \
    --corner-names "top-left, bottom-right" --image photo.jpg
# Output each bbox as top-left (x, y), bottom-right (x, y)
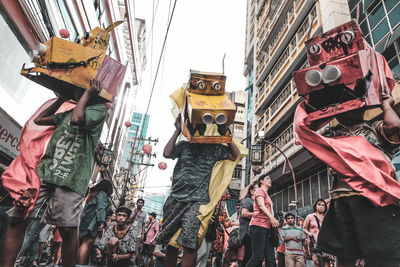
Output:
top-left (227, 91), bottom-right (247, 199)
top-left (0, 1), bottom-right (146, 210)
top-left (142, 192), bottom-right (165, 218)
top-left (243, 0), bottom-right (400, 217)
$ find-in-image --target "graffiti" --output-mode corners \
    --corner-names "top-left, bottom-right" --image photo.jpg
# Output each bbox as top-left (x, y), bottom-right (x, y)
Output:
top-left (321, 33), bottom-right (354, 55)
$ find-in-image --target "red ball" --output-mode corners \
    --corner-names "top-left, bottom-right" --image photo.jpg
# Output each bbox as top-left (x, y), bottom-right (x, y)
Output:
top-left (124, 121), bottom-right (132, 128)
top-left (59, 29), bottom-right (70, 38)
top-left (142, 144), bottom-right (152, 155)
top-left (158, 162), bottom-right (167, 170)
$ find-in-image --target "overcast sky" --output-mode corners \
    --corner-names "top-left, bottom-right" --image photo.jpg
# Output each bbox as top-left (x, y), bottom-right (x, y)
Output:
top-left (132, 0), bottom-right (247, 195)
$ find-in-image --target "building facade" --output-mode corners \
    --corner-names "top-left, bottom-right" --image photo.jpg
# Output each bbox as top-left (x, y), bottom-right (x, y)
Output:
top-left (142, 192), bottom-right (165, 218)
top-left (244, 0), bottom-right (400, 217)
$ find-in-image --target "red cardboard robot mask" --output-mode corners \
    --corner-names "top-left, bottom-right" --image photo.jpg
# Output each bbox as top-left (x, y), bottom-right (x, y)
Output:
top-left (293, 20), bottom-right (394, 128)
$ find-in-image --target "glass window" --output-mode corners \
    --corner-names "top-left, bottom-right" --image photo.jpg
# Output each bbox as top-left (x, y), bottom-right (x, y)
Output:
top-left (297, 182), bottom-right (303, 207)
top-left (372, 19), bottom-right (390, 43)
top-left (384, 0), bottom-right (398, 12)
top-left (277, 192), bottom-right (282, 211)
top-left (349, 0), bottom-right (361, 12)
top-left (283, 189), bottom-right (289, 211)
top-left (368, 3), bottom-right (385, 29)
top-left (360, 19), bottom-right (370, 35)
top-left (389, 4), bottom-right (400, 28)
top-left (319, 171), bottom-right (330, 200)
top-left (365, 34), bottom-right (373, 45)
top-left (303, 179), bottom-right (311, 206)
top-left (383, 44), bottom-right (397, 61)
top-left (56, 0), bottom-right (77, 41)
top-left (311, 174), bottom-right (320, 203)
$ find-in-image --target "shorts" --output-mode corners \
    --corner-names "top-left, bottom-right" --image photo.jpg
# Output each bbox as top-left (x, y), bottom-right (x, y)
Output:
top-left (317, 195), bottom-right (400, 266)
top-left (156, 196), bottom-right (204, 250)
top-left (8, 181), bottom-right (84, 227)
top-left (142, 243), bottom-right (155, 257)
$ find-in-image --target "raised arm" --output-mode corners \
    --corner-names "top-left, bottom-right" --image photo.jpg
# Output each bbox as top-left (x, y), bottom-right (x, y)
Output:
top-left (163, 114), bottom-right (182, 159)
top-left (228, 141), bottom-right (241, 161)
top-left (382, 93), bottom-right (400, 136)
top-left (34, 97), bottom-right (66, 125)
top-left (70, 79), bottom-right (102, 126)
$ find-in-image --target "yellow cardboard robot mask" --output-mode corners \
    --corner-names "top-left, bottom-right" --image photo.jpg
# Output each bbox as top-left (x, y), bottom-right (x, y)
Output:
top-left (20, 22), bottom-right (126, 101)
top-left (181, 70), bottom-right (236, 143)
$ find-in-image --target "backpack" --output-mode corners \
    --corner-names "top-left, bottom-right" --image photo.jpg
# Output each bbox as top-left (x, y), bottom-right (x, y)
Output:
top-left (227, 228), bottom-right (241, 250)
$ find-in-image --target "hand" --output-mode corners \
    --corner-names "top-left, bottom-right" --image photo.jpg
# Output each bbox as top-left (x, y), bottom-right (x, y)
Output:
top-left (87, 79), bottom-right (102, 96)
top-left (174, 114), bottom-right (182, 130)
top-left (98, 224), bottom-right (104, 231)
top-left (141, 233), bottom-right (144, 240)
top-left (382, 93), bottom-right (394, 107)
top-left (96, 253), bottom-right (103, 259)
top-left (292, 236), bottom-right (300, 242)
top-left (112, 254), bottom-right (119, 262)
top-left (271, 218), bottom-right (279, 227)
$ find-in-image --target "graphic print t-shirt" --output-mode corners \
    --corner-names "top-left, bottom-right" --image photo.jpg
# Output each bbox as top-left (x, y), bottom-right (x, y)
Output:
top-left (36, 104), bottom-right (107, 196)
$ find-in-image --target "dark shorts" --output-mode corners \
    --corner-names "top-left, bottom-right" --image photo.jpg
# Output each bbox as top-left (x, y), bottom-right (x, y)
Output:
top-left (8, 181), bottom-right (84, 227)
top-left (156, 196), bottom-right (204, 250)
top-left (317, 195), bottom-right (400, 266)
top-left (142, 243), bottom-right (155, 257)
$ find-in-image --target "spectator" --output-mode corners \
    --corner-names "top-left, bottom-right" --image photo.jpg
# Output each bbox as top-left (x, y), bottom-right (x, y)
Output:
top-left (280, 213), bottom-right (305, 267)
top-left (157, 114), bottom-right (240, 267)
top-left (1, 80), bottom-right (108, 267)
top-left (51, 228), bottom-right (63, 265)
top-left (141, 212), bottom-right (160, 266)
top-left (223, 201), bottom-right (244, 267)
top-left (239, 183), bottom-right (257, 267)
top-left (98, 206), bottom-right (135, 267)
top-left (77, 179), bottom-right (112, 264)
top-left (303, 199), bottom-right (328, 267)
top-left (246, 174), bottom-right (279, 267)
top-left (130, 198), bottom-right (147, 262)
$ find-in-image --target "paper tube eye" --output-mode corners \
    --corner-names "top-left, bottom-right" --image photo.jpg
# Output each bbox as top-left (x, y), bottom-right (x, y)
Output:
top-left (202, 113), bottom-right (214, 124)
top-left (215, 113), bottom-right (227, 125)
top-left (305, 69), bottom-right (322, 86)
top-left (308, 44), bottom-right (321, 55)
top-left (197, 80), bottom-right (205, 90)
top-left (83, 32), bottom-right (92, 39)
top-left (322, 65), bottom-right (341, 83)
top-left (340, 31), bottom-right (355, 44)
top-left (213, 82), bottom-right (221, 90)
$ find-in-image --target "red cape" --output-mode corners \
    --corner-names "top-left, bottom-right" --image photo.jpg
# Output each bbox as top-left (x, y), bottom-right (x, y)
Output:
top-left (1, 99), bottom-right (75, 218)
top-left (294, 102), bottom-right (400, 207)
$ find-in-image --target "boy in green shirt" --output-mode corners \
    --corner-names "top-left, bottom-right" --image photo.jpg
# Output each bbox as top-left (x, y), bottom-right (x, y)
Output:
top-left (1, 80), bottom-right (108, 267)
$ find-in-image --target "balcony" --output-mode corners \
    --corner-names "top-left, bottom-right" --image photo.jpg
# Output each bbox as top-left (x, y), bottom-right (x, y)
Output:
top-left (264, 124), bottom-right (302, 173)
top-left (255, 0), bottom-right (318, 84)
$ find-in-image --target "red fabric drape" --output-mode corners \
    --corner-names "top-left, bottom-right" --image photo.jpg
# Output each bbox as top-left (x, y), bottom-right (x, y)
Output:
top-left (294, 102), bottom-right (400, 207)
top-left (2, 99), bottom-right (75, 218)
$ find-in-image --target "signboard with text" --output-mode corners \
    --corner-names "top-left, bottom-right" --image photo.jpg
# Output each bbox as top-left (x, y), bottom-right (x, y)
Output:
top-left (0, 109), bottom-right (21, 159)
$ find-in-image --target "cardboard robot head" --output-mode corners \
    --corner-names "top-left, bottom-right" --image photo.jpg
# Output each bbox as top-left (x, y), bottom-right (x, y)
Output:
top-left (181, 70), bottom-right (236, 143)
top-left (293, 20), bottom-right (394, 127)
top-left (21, 22), bottom-right (126, 101)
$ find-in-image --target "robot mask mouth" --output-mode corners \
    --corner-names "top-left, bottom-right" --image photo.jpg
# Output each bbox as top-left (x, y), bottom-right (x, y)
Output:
top-left (187, 122), bottom-right (229, 137)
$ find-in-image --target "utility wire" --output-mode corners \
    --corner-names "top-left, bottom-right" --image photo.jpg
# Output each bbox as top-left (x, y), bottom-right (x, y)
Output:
top-left (139, 0), bottom-right (178, 139)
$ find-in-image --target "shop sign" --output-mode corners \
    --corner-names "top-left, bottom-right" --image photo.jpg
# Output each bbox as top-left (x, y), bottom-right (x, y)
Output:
top-left (0, 109), bottom-right (21, 159)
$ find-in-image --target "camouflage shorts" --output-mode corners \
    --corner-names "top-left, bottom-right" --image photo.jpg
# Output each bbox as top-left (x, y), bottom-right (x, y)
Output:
top-left (156, 196), bottom-right (205, 250)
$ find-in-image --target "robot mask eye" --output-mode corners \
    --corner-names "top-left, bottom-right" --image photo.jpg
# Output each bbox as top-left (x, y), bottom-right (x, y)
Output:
top-left (308, 44), bottom-right (321, 55)
top-left (340, 31), bottom-right (355, 44)
top-left (197, 80), bottom-right (205, 90)
top-left (305, 69), bottom-right (322, 86)
top-left (213, 81), bottom-right (221, 91)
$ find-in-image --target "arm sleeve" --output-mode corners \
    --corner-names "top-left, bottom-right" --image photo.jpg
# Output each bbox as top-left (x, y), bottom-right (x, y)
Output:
top-left (97, 227), bottom-right (112, 251)
top-left (51, 111), bottom-right (68, 126)
top-left (172, 141), bottom-right (185, 159)
top-left (242, 198), bottom-right (253, 211)
top-left (127, 229), bottom-right (136, 252)
top-left (375, 120), bottom-right (400, 145)
top-left (83, 105), bottom-right (107, 131)
top-left (95, 191), bottom-right (108, 224)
